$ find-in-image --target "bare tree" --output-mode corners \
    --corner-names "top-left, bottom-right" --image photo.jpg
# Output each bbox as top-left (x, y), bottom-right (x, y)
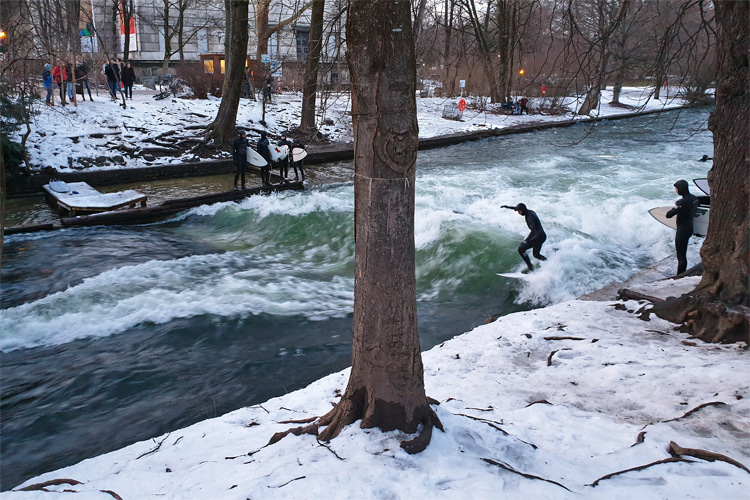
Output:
top-left (317, 0), bottom-right (442, 451)
top-left (251, 0), bottom-right (312, 64)
top-left (206, 0), bottom-right (248, 145)
top-left (653, 0), bottom-right (749, 343)
top-left (299, 0), bottom-right (324, 136)
top-left (270, 0), bottom-right (442, 453)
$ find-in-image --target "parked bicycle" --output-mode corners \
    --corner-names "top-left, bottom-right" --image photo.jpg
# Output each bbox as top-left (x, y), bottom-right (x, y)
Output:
top-left (153, 75), bottom-right (190, 100)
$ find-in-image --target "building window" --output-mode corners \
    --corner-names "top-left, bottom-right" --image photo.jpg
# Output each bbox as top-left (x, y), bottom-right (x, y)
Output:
top-left (204, 60), bottom-right (214, 73)
top-left (296, 28), bottom-right (309, 62)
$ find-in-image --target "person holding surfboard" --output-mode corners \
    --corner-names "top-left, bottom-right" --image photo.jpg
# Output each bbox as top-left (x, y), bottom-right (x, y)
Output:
top-left (257, 131), bottom-right (272, 186)
top-left (232, 130), bottom-right (248, 190)
top-left (291, 138), bottom-right (306, 182)
top-left (665, 179), bottom-right (699, 275)
top-left (277, 133), bottom-right (294, 183)
top-left (502, 203), bottom-right (547, 273)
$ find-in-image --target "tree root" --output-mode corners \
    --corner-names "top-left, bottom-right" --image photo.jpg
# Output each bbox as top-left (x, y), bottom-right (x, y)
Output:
top-left (652, 294), bottom-right (750, 344)
top-left (17, 478), bottom-right (82, 491)
top-left (663, 401), bottom-right (726, 423)
top-left (669, 441), bottom-right (750, 473)
top-left (482, 458), bottom-right (572, 491)
top-left (588, 457), bottom-right (689, 486)
top-left (266, 394), bottom-right (444, 455)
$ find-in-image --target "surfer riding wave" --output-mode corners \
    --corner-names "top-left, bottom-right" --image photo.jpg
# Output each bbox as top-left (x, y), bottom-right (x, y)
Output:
top-left (502, 203), bottom-right (547, 273)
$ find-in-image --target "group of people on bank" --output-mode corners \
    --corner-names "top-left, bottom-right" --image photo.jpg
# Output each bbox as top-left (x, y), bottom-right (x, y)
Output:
top-left (42, 57), bottom-right (94, 106)
top-left (232, 130), bottom-right (306, 190)
top-left (104, 58), bottom-right (136, 100)
top-left (41, 56), bottom-right (136, 105)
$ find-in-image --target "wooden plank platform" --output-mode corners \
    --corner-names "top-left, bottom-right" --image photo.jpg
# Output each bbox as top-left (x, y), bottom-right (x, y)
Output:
top-left (42, 181), bottom-right (147, 217)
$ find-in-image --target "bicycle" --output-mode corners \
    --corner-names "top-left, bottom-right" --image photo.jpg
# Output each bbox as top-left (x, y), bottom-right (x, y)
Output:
top-left (153, 76), bottom-right (189, 100)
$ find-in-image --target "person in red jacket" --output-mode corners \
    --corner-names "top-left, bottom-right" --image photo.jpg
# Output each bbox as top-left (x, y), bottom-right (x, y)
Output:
top-left (52, 61), bottom-right (68, 105)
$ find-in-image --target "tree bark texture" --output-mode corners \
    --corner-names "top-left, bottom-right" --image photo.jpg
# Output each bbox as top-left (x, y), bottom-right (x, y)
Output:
top-left (209, 0), bottom-right (248, 145)
top-left (300, 0), bottom-right (325, 136)
top-left (653, 0), bottom-right (749, 343)
top-left (700, 0), bottom-right (749, 306)
top-left (317, 0), bottom-right (440, 452)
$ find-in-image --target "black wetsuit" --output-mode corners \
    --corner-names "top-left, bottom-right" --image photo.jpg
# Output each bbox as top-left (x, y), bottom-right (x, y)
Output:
top-left (518, 208), bottom-right (547, 271)
top-left (257, 135), bottom-right (271, 186)
top-left (666, 180), bottom-right (698, 275)
top-left (277, 137), bottom-right (293, 181)
top-left (232, 135), bottom-right (248, 189)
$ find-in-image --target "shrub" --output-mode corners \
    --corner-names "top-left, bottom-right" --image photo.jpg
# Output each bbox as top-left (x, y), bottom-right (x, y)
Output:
top-left (176, 63), bottom-right (224, 99)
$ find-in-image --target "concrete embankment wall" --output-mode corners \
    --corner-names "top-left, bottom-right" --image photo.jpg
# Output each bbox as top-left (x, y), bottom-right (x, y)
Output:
top-left (6, 106), bottom-right (698, 196)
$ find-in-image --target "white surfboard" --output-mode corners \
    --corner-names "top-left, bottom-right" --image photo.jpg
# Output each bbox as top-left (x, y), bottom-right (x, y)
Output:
top-left (694, 178), bottom-right (710, 196)
top-left (246, 147), bottom-right (268, 167)
top-left (48, 179), bottom-right (70, 193)
top-left (292, 147), bottom-right (308, 163)
top-left (648, 205), bottom-right (709, 237)
top-left (497, 272), bottom-right (533, 280)
top-left (268, 144), bottom-right (288, 161)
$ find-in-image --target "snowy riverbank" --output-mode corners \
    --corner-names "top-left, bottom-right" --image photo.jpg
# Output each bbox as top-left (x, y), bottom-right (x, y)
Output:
top-left (17, 86), bottom-right (695, 173)
top-left (4, 259), bottom-right (748, 499)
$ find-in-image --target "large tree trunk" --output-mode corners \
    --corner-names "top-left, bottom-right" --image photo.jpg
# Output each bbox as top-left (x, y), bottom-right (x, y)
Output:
top-left (316, 0), bottom-right (441, 453)
top-left (161, 0), bottom-right (172, 75)
top-left (300, 0), bottom-right (324, 136)
top-left (653, 0), bottom-right (749, 343)
top-left (254, 0), bottom-right (271, 63)
top-left (208, 0), bottom-right (248, 145)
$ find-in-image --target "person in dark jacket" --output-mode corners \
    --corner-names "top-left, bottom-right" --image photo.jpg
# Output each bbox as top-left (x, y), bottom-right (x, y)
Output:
top-left (64, 63), bottom-right (75, 102)
top-left (121, 63), bottom-right (136, 99)
top-left (291, 137), bottom-right (306, 181)
top-left (502, 203), bottom-right (547, 273)
top-left (105, 60), bottom-right (118, 100)
top-left (665, 179), bottom-right (699, 275)
top-left (232, 130), bottom-right (248, 190)
top-left (75, 56), bottom-right (93, 101)
top-left (257, 131), bottom-right (272, 186)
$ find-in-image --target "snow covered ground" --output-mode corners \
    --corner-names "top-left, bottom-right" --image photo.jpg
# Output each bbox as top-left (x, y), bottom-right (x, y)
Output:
top-left (20, 85), bottom-right (683, 172)
top-left (4, 263), bottom-right (748, 499)
top-left (6, 87), bottom-right (747, 499)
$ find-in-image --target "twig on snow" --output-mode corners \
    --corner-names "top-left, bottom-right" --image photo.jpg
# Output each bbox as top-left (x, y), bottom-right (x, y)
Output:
top-left (482, 458), bottom-right (571, 491)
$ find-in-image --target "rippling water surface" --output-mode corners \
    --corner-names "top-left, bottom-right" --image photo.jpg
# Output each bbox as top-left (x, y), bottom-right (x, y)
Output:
top-left (0, 108), bottom-right (712, 490)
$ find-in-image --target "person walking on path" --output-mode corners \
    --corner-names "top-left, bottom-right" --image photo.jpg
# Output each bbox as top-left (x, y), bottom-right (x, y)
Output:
top-left (121, 63), bottom-right (135, 99)
top-left (52, 61), bottom-right (67, 105)
top-left (665, 179), bottom-right (699, 275)
top-left (75, 56), bottom-right (94, 101)
top-left (42, 63), bottom-right (53, 105)
top-left (232, 130), bottom-right (249, 190)
top-left (502, 203), bottom-right (547, 273)
top-left (257, 131), bottom-right (272, 186)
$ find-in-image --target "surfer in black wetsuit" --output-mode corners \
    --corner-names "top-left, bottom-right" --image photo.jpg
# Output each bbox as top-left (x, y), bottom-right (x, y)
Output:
top-left (502, 203), bottom-right (547, 273)
top-left (257, 131), bottom-right (272, 186)
top-left (665, 179), bottom-right (699, 275)
top-left (232, 129), bottom-right (248, 190)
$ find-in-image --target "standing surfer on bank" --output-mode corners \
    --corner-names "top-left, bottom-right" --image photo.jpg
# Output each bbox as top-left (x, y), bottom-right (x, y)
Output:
top-left (665, 179), bottom-right (699, 275)
top-left (502, 203), bottom-right (547, 273)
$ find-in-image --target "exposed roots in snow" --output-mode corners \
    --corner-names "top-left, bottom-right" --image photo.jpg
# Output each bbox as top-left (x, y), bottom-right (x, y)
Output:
top-left (265, 392), bottom-right (443, 455)
top-left (652, 294), bottom-right (750, 344)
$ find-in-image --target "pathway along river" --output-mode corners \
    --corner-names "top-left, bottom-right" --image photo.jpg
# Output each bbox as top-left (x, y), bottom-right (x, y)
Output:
top-left (1, 108), bottom-right (712, 490)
